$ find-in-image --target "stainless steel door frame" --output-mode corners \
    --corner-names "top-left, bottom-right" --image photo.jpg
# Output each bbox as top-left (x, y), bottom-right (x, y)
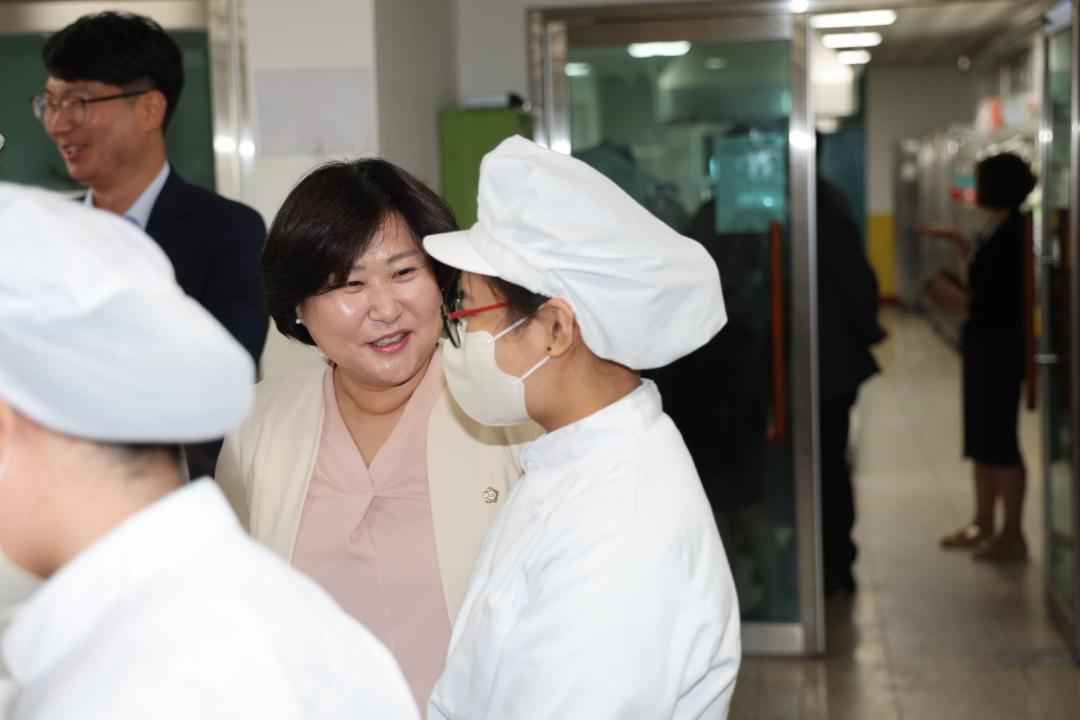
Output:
top-left (789, 11), bottom-right (823, 658)
top-left (0, 1), bottom-right (206, 31)
top-left (206, 0), bottom-right (253, 201)
top-left (1059, 0), bottom-right (1080, 659)
top-left (1037, 20), bottom-right (1073, 657)
top-left (1045, 1), bottom-right (1080, 664)
top-left (528, 3), bottom-right (823, 657)
top-left (1071, 1), bottom-right (1080, 658)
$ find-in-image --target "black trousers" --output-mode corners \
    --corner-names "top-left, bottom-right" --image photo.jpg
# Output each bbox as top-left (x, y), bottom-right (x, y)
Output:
top-left (820, 391), bottom-right (858, 583)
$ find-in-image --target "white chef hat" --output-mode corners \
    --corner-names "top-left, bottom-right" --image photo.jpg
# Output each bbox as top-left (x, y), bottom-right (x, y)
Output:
top-left (0, 182), bottom-right (254, 443)
top-left (423, 136), bottom-right (726, 370)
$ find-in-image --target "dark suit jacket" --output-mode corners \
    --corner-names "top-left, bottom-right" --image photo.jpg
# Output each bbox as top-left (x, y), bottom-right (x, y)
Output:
top-left (146, 171), bottom-right (268, 363)
top-left (817, 177), bottom-right (883, 401)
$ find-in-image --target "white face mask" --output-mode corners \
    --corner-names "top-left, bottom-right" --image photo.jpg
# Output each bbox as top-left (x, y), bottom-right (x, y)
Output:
top-left (0, 440), bottom-right (43, 618)
top-left (442, 314), bottom-right (550, 427)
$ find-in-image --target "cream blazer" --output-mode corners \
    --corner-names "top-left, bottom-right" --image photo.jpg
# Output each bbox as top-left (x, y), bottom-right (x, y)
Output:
top-left (216, 361), bottom-right (537, 623)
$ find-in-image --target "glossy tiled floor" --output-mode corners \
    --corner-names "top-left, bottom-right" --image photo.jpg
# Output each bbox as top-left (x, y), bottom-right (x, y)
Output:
top-left (730, 309), bottom-right (1080, 719)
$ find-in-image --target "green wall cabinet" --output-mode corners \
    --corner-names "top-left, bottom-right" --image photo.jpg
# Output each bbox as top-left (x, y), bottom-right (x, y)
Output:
top-left (440, 107), bottom-right (534, 228)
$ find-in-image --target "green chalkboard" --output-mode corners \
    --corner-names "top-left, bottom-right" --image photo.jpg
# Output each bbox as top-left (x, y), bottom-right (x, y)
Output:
top-left (0, 31), bottom-right (216, 192)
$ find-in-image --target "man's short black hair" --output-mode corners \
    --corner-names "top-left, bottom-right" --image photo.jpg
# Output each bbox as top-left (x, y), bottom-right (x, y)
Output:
top-left (43, 11), bottom-right (184, 131)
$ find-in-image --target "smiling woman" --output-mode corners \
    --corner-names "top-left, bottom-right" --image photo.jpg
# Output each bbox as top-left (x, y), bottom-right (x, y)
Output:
top-left (215, 159), bottom-right (538, 710)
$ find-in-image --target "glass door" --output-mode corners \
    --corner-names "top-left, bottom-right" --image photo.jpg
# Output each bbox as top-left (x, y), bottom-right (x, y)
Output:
top-left (530, 6), bottom-right (821, 656)
top-left (1042, 15), bottom-right (1080, 659)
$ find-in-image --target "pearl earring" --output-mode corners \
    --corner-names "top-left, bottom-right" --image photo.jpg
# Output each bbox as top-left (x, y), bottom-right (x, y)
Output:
top-left (295, 317), bottom-right (302, 325)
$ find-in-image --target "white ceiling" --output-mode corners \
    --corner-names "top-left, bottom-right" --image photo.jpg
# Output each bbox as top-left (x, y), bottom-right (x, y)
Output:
top-left (812, 0), bottom-right (1059, 65)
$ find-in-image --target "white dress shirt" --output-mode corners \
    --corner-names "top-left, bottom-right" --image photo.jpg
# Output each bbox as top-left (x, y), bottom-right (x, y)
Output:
top-left (429, 381), bottom-right (741, 720)
top-left (1, 480), bottom-right (419, 720)
top-left (84, 161), bottom-right (169, 230)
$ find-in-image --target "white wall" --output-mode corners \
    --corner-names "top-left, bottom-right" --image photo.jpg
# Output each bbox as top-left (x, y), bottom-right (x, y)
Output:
top-left (455, 0), bottom-right (660, 102)
top-left (243, 0), bottom-right (456, 380)
top-left (865, 64), bottom-right (978, 214)
top-left (243, 0), bottom-right (378, 379)
top-left (374, 0), bottom-right (458, 189)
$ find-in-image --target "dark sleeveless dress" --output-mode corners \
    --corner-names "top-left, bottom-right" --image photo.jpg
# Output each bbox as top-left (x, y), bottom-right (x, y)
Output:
top-left (962, 212), bottom-right (1025, 466)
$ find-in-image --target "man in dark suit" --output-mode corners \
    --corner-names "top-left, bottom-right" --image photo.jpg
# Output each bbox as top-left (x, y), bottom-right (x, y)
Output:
top-left (34, 12), bottom-right (267, 478)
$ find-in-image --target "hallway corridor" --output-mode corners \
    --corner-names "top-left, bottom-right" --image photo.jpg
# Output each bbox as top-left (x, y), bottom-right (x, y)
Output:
top-left (731, 309), bottom-right (1080, 719)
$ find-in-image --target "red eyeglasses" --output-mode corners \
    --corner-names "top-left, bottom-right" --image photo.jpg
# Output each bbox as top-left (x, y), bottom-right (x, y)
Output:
top-left (440, 298), bottom-right (509, 348)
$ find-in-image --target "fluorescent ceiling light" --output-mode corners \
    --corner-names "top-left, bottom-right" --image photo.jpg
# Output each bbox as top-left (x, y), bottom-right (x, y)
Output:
top-left (822, 32), bottom-right (882, 49)
top-left (564, 62), bottom-right (592, 77)
top-left (837, 50), bottom-right (872, 65)
top-left (627, 41), bottom-right (691, 58)
top-left (704, 57), bottom-right (727, 70)
top-left (812, 10), bottom-right (897, 29)
top-left (790, 0), bottom-right (810, 12)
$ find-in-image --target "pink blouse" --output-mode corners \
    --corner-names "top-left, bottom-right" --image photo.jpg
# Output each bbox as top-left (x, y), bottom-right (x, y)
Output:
top-left (291, 352), bottom-right (451, 709)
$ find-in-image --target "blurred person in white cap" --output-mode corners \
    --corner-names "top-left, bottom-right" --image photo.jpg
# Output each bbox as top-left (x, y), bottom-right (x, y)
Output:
top-left (0, 182), bottom-right (419, 720)
top-left (424, 136), bottom-right (741, 720)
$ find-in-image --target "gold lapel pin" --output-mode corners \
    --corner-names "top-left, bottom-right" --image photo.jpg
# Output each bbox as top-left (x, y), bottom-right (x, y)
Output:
top-left (482, 487), bottom-right (499, 504)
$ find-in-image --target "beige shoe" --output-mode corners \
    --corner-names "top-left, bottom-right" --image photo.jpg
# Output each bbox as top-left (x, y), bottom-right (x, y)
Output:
top-left (973, 534), bottom-right (1028, 562)
top-left (940, 523), bottom-right (990, 549)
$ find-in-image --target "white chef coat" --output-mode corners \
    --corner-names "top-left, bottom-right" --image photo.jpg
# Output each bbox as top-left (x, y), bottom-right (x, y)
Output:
top-left (429, 380), bottom-right (741, 720)
top-left (0, 480), bottom-right (419, 720)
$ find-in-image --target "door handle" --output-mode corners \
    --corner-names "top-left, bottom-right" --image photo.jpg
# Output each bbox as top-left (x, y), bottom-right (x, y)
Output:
top-left (1024, 213), bottom-right (1036, 410)
top-left (766, 221), bottom-right (787, 446)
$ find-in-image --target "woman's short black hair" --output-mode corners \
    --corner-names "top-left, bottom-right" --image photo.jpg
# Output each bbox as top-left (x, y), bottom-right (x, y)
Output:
top-left (264, 159), bottom-right (458, 346)
top-left (976, 153), bottom-right (1037, 210)
top-left (43, 12), bottom-right (184, 131)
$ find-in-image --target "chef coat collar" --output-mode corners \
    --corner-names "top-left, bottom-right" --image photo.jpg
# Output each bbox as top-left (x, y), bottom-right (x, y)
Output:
top-left (520, 380), bottom-right (662, 474)
top-left (1, 480), bottom-right (234, 684)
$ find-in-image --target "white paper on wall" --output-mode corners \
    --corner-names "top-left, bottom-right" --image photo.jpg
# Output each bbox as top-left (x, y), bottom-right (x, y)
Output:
top-left (254, 67), bottom-right (376, 156)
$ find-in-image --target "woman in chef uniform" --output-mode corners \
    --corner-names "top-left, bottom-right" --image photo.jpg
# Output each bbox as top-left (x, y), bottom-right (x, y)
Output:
top-left (423, 136), bottom-right (741, 720)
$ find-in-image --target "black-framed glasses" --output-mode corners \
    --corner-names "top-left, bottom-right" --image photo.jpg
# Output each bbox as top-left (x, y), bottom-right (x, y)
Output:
top-left (440, 295), bottom-right (510, 348)
top-left (30, 89), bottom-right (152, 126)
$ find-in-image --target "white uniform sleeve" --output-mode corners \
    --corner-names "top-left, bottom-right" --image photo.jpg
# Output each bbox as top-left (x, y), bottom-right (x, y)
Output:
top-left (0, 678), bottom-right (16, 720)
top-left (17, 642), bottom-right (421, 720)
top-left (479, 525), bottom-right (739, 720)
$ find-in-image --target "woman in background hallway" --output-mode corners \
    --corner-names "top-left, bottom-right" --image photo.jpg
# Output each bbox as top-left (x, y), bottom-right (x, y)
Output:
top-left (919, 152), bottom-right (1036, 561)
top-left (216, 159), bottom-right (535, 708)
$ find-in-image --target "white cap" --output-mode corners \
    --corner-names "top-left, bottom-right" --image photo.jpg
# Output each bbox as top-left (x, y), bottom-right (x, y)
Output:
top-left (424, 136), bottom-right (726, 370)
top-left (0, 183), bottom-right (254, 443)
